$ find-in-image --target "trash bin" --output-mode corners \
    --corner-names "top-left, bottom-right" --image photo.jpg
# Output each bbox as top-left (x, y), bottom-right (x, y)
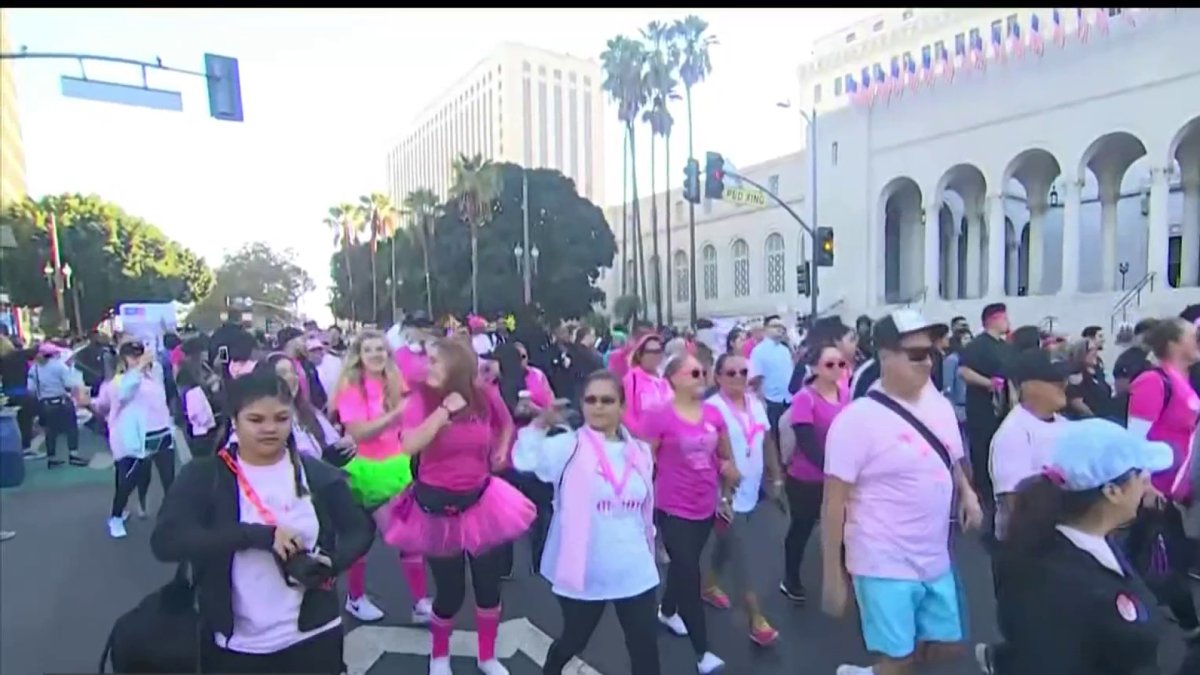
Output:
top-left (0, 408), bottom-right (25, 488)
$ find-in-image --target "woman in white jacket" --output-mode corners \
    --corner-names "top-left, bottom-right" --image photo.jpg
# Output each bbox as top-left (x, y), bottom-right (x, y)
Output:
top-left (511, 370), bottom-right (661, 675)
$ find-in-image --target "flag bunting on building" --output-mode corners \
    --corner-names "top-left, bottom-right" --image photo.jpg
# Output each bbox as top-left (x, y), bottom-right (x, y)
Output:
top-left (1009, 21), bottom-right (1025, 59)
top-left (921, 48), bottom-right (934, 87)
top-left (991, 23), bottom-right (1006, 64)
top-left (1052, 9), bottom-right (1067, 47)
top-left (1029, 13), bottom-right (1045, 55)
top-left (970, 32), bottom-right (987, 71)
top-left (1094, 8), bottom-right (1111, 36)
top-left (1077, 8), bottom-right (1091, 43)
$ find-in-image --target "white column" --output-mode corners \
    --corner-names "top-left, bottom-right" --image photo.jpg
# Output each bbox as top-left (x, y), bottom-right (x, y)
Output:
top-left (923, 203), bottom-right (940, 301)
top-left (1147, 166), bottom-right (1172, 285)
top-left (1006, 241), bottom-right (1020, 296)
top-left (1060, 177), bottom-right (1083, 294)
top-left (988, 193), bottom-right (1007, 298)
top-left (1098, 171), bottom-right (1122, 291)
top-left (945, 230), bottom-right (960, 299)
top-left (1028, 194), bottom-right (1047, 294)
top-left (1181, 160), bottom-right (1200, 288)
top-left (965, 200), bottom-right (983, 298)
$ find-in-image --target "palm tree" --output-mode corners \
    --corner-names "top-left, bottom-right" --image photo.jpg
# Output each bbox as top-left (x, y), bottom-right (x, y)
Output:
top-left (327, 202), bottom-right (361, 324)
top-left (449, 153), bottom-right (501, 314)
top-left (358, 192), bottom-right (399, 323)
top-left (601, 35), bottom-right (649, 320)
top-left (673, 15), bottom-right (717, 325)
top-left (402, 188), bottom-right (441, 316)
top-left (642, 20), bottom-right (679, 326)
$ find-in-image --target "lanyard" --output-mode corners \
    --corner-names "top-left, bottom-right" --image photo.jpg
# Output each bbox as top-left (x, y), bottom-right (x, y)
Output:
top-left (217, 449), bottom-right (277, 526)
top-left (580, 427), bottom-right (635, 499)
top-left (720, 394), bottom-right (763, 458)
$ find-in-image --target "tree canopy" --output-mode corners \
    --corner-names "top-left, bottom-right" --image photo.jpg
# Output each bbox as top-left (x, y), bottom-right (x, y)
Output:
top-left (188, 242), bottom-right (314, 330)
top-left (0, 193), bottom-right (214, 331)
top-left (328, 164), bottom-right (616, 323)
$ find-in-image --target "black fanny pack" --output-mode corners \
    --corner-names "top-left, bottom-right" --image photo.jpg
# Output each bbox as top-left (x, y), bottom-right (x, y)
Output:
top-left (413, 478), bottom-right (490, 516)
top-left (143, 428), bottom-right (175, 454)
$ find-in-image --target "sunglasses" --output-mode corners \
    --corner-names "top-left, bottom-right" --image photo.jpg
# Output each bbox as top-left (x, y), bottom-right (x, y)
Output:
top-left (822, 360), bottom-right (848, 369)
top-left (901, 347), bottom-right (934, 362)
top-left (722, 368), bottom-right (749, 378)
top-left (682, 368), bottom-right (708, 380)
top-left (583, 394), bottom-right (618, 406)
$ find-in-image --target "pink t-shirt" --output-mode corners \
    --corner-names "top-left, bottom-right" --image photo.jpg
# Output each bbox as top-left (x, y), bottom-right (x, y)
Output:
top-left (1128, 365), bottom-right (1199, 499)
top-left (525, 367), bottom-right (554, 409)
top-left (643, 403), bottom-right (728, 521)
top-left (402, 386), bottom-right (512, 491)
top-left (787, 382), bottom-right (849, 482)
top-left (394, 348), bottom-right (428, 385)
top-left (623, 367), bottom-right (673, 439)
top-left (824, 382), bottom-right (964, 581)
top-left (333, 376), bottom-right (403, 460)
top-left (608, 346), bottom-right (631, 379)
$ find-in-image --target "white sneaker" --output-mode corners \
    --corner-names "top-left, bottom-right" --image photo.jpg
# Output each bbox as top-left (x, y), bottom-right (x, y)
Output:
top-left (974, 643), bottom-right (996, 674)
top-left (107, 517), bottom-right (127, 539)
top-left (345, 595), bottom-right (385, 622)
top-left (412, 597), bottom-right (434, 624)
top-left (697, 652), bottom-right (725, 674)
top-left (835, 666), bottom-right (874, 675)
top-left (477, 658), bottom-right (509, 675)
top-left (657, 609), bottom-right (688, 636)
top-left (429, 656), bottom-right (452, 675)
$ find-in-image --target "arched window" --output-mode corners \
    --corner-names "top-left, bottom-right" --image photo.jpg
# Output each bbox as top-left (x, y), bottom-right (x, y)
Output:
top-left (765, 233), bottom-right (786, 294)
top-left (673, 250), bottom-right (689, 303)
top-left (732, 239), bottom-right (750, 297)
top-left (702, 244), bottom-right (718, 299)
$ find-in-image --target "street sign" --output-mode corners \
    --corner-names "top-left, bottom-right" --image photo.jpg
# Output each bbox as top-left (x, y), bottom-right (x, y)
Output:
top-left (723, 186), bottom-right (767, 208)
top-left (60, 76), bottom-right (183, 112)
top-left (344, 618), bottom-right (602, 675)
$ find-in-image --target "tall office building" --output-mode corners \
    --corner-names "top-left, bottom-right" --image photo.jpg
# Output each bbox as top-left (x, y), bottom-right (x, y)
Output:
top-left (0, 9), bottom-right (27, 207)
top-left (385, 42), bottom-right (605, 208)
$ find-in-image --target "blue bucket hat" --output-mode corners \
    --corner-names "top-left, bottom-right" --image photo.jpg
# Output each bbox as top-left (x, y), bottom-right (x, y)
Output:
top-left (1046, 419), bottom-right (1174, 491)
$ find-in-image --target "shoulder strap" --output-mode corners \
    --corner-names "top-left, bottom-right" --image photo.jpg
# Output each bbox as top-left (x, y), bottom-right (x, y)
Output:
top-left (1154, 367), bottom-right (1173, 410)
top-left (866, 390), bottom-right (955, 474)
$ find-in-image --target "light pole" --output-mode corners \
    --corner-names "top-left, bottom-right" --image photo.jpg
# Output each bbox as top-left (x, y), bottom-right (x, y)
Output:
top-left (513, 244), bottom-right (540, 305)
top-left (42, 260), bottom-right (73, 332)
top-left (777, 100), bottom-right (820, 321)
top-left (521, 169), bottom-right (533, 306)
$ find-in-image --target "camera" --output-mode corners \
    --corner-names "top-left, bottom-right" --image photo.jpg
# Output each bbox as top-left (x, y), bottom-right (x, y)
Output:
top-left (278, 547), bottom-right (333, 589)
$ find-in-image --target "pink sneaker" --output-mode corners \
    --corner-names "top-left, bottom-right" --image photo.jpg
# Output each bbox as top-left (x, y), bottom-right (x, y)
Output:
top-left (701, 586), bottom-right (731, 609)
top-left (750, 621), bottom-right (779, 647)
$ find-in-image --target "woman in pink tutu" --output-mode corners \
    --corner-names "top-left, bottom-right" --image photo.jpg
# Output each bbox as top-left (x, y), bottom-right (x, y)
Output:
top-left (381, 338), bottom-right (535, 675)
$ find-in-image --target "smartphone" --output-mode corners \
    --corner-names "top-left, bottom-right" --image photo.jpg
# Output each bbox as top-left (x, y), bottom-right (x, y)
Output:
top-left (216, 345), bottom-right (230, 362)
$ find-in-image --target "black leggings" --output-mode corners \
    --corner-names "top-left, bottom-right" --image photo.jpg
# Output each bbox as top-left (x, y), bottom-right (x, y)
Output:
top-left (657, 510), bottom-right (712, 655)
top-left (498, 469), bottom-right (554, 575)
top-left (428, 546), bottom-right (505, 618)
top-left (39, 398), bottom-right (79, 457)
top-left (544, 588), bottom-right (660, 675)
top-left (203, 625), bottom-right (343, 674)
top-left (783, 477), bottom-right (823, 589)
top-left (111, 450), bottom-right (176, 518)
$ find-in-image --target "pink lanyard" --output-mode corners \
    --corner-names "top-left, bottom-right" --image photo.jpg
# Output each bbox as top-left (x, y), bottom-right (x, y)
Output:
top-left (721, 394), bottom-right (763, 458)
top-left (581, 427), bottom-right (634, 499)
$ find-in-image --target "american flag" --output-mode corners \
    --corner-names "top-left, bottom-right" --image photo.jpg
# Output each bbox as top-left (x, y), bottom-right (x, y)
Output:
top-left (1009, 22), bottom-right (1025, 59)
top-left (847, 75), bottom-right (862, 106)
top-left (921, 49), bottom-right (934, 87)
top-left (889, 59), bottom-right (903, 99)
top-left (1077, 8), bottom-right (1091, 43)
top-left (1029, 14), bottom-right (1045, 55)
top-left (852, 70), bottom-right (869, 106)
top-left (1052, 9), bottom-right (1066, 47)
top-left (970, 33), bottom-right (987, 72)
top-left (906, 57), bottom-right (919, 93)
top-left (1094, 8), bottom-right (1110, 36)
top-left (991, 23), bottom-right (1006, 64)
top-left (941, 44), bottom-right (956, 83)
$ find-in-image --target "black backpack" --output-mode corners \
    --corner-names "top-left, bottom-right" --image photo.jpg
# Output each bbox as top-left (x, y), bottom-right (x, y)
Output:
top-left (99, 563), bottom-right (202, 673)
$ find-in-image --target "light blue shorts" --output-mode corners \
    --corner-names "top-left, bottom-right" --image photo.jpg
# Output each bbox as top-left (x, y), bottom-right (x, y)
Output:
top-left (852, 571), bottom-right (964, 659)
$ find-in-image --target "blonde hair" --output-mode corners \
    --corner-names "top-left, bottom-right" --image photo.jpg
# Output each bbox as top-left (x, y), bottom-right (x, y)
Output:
top-left (330, 329), bottom-right (407, 415)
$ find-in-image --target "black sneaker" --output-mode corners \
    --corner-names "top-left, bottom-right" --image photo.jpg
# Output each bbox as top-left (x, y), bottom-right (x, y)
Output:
top-left (778, 581), bottom-right (806, 604)
top-left (47, 459), bottom-right (65, 469)
top-left (68, 452), bottom-right (88, 467)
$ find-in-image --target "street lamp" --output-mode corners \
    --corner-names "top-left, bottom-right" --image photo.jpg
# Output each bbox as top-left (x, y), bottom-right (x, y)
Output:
top-left (1049, 186), bottom-right (1060, 207)
top-left (513, 244), bottom-right (541, 305)
top-left (776, 99), bottom-right (820, 320)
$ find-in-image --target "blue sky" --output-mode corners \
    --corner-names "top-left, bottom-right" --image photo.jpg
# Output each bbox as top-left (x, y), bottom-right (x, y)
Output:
top-left (6, 8), bottom-right (873, 321)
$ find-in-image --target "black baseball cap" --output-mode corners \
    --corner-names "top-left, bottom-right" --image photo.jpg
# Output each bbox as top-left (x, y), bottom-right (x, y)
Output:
top-left (872, 309), bottom-right (948, 350)
top-left (1007, 349), bottom-right (1075, 385)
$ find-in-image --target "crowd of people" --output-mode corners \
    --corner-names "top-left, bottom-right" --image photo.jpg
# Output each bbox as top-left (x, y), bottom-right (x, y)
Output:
top-left (1, 301), bottom-right (1199, 675)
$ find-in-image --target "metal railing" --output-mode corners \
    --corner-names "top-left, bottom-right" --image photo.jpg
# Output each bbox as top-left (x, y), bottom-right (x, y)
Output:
top-left (902, 286), bottom-right (928, 308)
top-left (1109, 271), bottom-right (1156, 332)
top-left (1039, 315), bottom-right (1058, 334)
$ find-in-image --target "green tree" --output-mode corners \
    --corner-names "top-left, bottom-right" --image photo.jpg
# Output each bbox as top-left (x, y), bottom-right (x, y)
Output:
top-left (357, 192), bottom-right (398, 322)
top-left (402, 188), bottom-right (442, 316)
top-left (601, 35), bottom-right (649, 320)
top-left (325, 202), bottom-right (360, 324)
top-left (642, 20), bottom-right (680, 326)
top-left (673, 15), bottom-right (718, 325)
top-left (1, 193), bottom-right (213, 331)
top-left (187, 242), bottom-right (314, 330)
top-left (449, 154), bottom-right (502, 314)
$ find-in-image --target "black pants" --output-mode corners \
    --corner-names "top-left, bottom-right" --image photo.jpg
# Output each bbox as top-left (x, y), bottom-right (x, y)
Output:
top-left (203, 625), bottom-right (343, 674)
top-left (965, 418), bottom-right (998, 510)
top-left (498, 470), bottom-right (554, 576)
top-left (544, 588), bottom-right (660, 675)
top-left (783, 477), bottom-right (823, 590)
top-left (657, 510), bottom-right (712, 655)
top-left (427, 546), bottom-right (505, 618)
top-left (765, 400), bottom-right (789, 460)
top-left (111, 450), bottom-right (176, 518)
top-left (38, 398), bottom-right (78, 457)
top-left (1126, 504), bottom-right (1199, 630)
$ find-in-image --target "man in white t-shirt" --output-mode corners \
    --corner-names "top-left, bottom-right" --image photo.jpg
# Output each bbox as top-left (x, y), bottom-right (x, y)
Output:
top-left (979, 349), bottom-right (1072, 675)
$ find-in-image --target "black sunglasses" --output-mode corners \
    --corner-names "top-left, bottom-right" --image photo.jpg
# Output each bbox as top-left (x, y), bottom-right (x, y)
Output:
top-left (583, 394), bottom-right (618, 406)
top-left (722, 368), bottom-right (749, 378)
top-left (684, 368), bottom-right (708, 380)
top-left (901, 347), bottom-right (934, 363)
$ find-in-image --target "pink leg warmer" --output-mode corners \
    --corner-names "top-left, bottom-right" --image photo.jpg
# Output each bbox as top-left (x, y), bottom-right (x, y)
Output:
top-left (476, 605), bottom-right (502, 662)
top-left (401, 553), bottom-right (428, 600)
top-left (347, 557), bottom-right (366, 600)
top-left (431, 614), bottom-right (454, 659)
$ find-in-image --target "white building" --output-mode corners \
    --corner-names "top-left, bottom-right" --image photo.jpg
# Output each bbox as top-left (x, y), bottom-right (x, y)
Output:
top-left (385, 42), bottom-right (605, 206)
top-left (606, 8), bottom-right (1200, 335)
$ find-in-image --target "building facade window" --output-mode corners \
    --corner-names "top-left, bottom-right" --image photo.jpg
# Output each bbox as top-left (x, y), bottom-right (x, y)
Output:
top-left (767, 174), bottom-right (780, 195)
top-left (765, 233), bottom-right (786, 294)
top-left (702, 244), bottom-right (718, 299)
top-left (732, 239), bottom-right (750, 297)
top-left (673, 250), bottom-right (689, 303)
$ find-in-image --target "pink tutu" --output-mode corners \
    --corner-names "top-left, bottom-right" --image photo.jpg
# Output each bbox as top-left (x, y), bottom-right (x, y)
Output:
top-left (377, 478), bottom-right (536, 558)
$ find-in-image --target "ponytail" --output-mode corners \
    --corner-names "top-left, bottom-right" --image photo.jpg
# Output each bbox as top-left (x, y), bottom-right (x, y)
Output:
top-left (1006, 472), bottom-right (1121, 559)
top-left (286, 439), bottom-right (309, 499)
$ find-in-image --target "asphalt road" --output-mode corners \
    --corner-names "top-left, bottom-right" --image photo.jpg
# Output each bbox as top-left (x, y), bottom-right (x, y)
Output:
top-left (0, 463), bottom-right (1192, 675)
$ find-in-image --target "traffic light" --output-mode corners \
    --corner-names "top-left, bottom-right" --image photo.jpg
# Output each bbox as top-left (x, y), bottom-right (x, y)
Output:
top-left (204, 53), bottom-right (244, 122)
top-left (704, 151), bottom-right (725, 200)
top-left (683, 159), bottom-right (701, 204)
top-left (815, 226), bottom-right (834, 267)
top-left (796, 262), bottom-right (810, 295)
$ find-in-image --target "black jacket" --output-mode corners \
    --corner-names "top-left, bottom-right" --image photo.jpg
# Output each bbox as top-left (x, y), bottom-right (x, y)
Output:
top-left (150, 453), bottom-right (374, 638)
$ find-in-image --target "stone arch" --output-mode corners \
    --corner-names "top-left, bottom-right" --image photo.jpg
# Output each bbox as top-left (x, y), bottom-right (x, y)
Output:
top-left (935, 164), bottom-right (987, 300)
top-left (878, 176), bottom-right (923, 304)
top-left (1169, 116), bottom-right (1200, 287)
top-left (1003, 148), bottom-right (1062, 296)
top-left (1078, 131), bottom-right (1149, 293)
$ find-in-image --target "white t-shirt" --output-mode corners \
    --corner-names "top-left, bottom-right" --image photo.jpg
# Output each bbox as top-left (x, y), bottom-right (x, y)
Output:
top-left (989, 405), bottom-right (1066, 539)
top-left (706, 393), bottom-right (769, 513)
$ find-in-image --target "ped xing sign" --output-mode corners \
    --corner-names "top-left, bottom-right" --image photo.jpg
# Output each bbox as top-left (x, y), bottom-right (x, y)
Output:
top-left (724, 186), bottom-right (768, 208)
